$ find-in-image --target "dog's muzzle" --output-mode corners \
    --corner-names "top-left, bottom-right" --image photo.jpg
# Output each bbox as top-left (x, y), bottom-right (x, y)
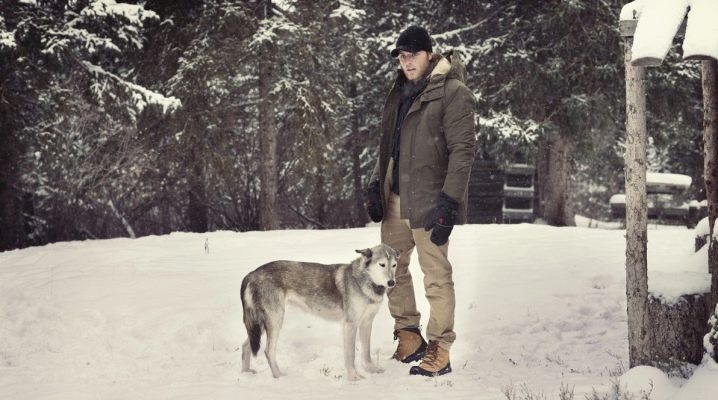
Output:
top-left (387, 280), bottom-right (396, 288)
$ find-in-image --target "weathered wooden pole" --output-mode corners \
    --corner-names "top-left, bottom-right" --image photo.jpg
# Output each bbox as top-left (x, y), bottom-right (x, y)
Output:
top-left (703, 59), bottom-right (718, 310)
top-left (623, 36), bottom-right (651, 367)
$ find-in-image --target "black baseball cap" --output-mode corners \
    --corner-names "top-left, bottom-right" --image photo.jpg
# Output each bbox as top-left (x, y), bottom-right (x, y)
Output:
top-left (390, 25), bottom-right (432, 58)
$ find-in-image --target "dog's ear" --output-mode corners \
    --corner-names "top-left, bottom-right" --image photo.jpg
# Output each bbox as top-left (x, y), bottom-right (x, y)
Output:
top-left (355, 248), bottom-right (373, 259)
top-left (390, 246), bottom-right (401, 259)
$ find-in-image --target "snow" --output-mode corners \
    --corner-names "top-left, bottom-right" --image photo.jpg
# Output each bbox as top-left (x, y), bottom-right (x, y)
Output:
top-left (629, 0), bottom-right (689, 64)
top-left (618, 360), bottom-right (718, 400)
top-left (609, 194), bottom-right (625, 205)
top-left (479, 111), bottom-right (540, 143)
top-left (645, 223), bottom-right (711, 303)
top-left (82, 61), bottom-right (181, 114)
top-left (620, 365), bottom-right (678, 400)
top-left (682, 0), bottom-right (718, 60)
top-left (622, 0), bottom-right (718, 63)
top-left (695, 217), bottom-right (710, 237)
top-left (646, 172), bottom-right (692, 188)
top-left (330, 2), bottom-right (366, 21)
top-left (81, 0), bottom-right (159, 26)
top-left (0, 31), bottom-right (14, 50)
top-left (0, 16), bottom-right (15, 50)
top-left (620, 0), bottom-right (647, 21)
top-left (1, 225), bottom-right (716, 399)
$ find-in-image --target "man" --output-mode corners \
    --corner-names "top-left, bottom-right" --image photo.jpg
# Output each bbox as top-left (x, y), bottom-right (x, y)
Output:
top-left (365, 25), bottom-right (476, 377)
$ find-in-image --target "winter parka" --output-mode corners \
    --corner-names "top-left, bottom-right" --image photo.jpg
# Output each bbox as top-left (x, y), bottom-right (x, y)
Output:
top-left (370, 50), bottom-right (477, 229)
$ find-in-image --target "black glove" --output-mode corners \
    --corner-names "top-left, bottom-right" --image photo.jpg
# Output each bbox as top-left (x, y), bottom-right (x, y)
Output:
top-left (365, 180), bottom-right (383, 222)
top-left (423, 192), bottom-right (459, 246)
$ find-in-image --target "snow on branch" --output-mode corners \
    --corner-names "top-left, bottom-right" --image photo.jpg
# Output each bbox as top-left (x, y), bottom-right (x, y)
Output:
top-left (432, 21), bottom-right (486, 41)
top-left (249, 17), bottom-right (302, 50)
top-left (82, 61), bottom-right (181, 114)
top-left (480, 111), bottom-right (541, 142)
top-left (0, 16), bottom-right (15, 50)
top-left (43, 27), bottom-right (121, 56)
top-left (330, 1), bottom-right (366, 22)
top-left (81, 0), bottom-right (159, 26)
top-left (42, 0), bottom-right (159, 58)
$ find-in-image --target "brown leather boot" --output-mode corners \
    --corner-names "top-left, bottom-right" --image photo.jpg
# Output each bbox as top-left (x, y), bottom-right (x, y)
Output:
top-left (409, 340), bottom-right (452, 376)
top-left (391, 327), bottom-right (427, 363)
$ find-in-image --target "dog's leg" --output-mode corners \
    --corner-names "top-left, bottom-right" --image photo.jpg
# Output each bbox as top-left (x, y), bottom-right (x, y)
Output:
top-left (241, 339), bottom-right (256, 374)
top-left (359, 317), bottom-right (384, 374)
top-left (264, 307), bottom-right (285, 378)
top-left (343, 320), bottom-right (364, 381)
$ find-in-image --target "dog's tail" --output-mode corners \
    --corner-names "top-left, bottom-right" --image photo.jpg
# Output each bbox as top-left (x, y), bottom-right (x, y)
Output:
top-left (241, 274), bottom-right (263, 356)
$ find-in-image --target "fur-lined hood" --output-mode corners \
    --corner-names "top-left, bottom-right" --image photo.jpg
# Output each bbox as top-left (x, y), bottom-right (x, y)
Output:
top-left (428, 50), bottom-right (467, 84)
top-left (393, 49), bottom-right (468, 87)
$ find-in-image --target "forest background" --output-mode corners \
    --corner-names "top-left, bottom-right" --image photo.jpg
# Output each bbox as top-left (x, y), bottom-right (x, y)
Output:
top-left (0, 0), bottom-right (704, 251)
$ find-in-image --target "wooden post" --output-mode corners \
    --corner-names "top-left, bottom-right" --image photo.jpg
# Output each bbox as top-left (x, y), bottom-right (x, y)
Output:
top-left (703, 59), bottom-right (718, 309)
top-left (624, 36), bottom-right (651, 367)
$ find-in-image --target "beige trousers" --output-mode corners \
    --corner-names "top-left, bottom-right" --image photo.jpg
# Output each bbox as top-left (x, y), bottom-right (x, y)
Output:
top-left (381, 193), bottom-right (456, 350)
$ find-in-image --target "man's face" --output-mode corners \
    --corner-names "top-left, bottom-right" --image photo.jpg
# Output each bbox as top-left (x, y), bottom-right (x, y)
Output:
top-left (398, 50), bottom-right (433, 83)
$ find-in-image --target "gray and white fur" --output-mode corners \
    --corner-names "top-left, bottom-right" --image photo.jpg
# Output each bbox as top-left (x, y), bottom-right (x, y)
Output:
top-left (240, 244), bottom-right (399, 381)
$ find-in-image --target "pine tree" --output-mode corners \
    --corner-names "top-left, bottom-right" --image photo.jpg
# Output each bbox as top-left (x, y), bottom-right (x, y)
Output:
top-left (0, 0), bottom-right (178, 248)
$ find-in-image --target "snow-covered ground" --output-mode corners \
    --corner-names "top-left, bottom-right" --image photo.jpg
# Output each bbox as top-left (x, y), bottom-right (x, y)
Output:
top-left (0, 223), bottom-right (716, 399)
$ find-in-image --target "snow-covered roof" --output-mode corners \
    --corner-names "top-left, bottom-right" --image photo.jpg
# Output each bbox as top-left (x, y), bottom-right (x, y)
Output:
top-left (620, 0), bottom-right (718, 66)
top-left (646, 172), bottom-right (692, 193)
top-left (610, 194), bottom-right (626, 205)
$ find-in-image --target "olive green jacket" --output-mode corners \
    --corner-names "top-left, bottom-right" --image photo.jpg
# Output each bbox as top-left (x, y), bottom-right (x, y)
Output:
top-left (370, 51), bottom-right (477, 228)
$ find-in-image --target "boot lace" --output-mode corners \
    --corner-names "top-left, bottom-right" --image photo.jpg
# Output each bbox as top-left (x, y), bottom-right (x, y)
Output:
top-left (422, 341), bottom-right (440, 365)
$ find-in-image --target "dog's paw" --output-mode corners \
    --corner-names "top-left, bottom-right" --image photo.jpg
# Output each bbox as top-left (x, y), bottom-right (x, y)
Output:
top-left (347, 371), bottom-right (365, 381)
top-left (364, 363), bottom-right (384, 374)
top-left (241, 368), bottom-right (258, 374)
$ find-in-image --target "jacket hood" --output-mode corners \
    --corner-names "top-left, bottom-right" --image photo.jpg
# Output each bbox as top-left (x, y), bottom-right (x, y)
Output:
top-left (430, 50), bottom-right (467, 84)
top-left (393, 49), bottom-right (468, 87)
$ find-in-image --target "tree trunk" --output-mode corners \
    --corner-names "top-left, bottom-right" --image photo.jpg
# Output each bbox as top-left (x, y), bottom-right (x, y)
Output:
top-left (187, 160), bottom-right (208, 233)
top-left (257, 0), bottom-right (279, 231)
top-left (0, 106), bottom-right (22, 251)
top-left (538, 132), bottom-right (573, 226)
top-left (703, 59), bottom-right (718, 309)
top-left (624, 37), bottom-right (651, 368)
top-left (349, 81), bottom-right (367, 226)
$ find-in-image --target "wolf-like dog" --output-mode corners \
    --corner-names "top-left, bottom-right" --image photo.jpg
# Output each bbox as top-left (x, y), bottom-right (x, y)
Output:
top-left (240, 244), bottom-right (399, 381)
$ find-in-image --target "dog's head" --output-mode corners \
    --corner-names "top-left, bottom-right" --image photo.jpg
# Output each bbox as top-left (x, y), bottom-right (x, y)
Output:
top-left (355, 244), bottom-right (400, 293)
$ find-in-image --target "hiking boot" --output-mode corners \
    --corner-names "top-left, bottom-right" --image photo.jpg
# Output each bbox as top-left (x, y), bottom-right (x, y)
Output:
top-left (391, 327), bottom-right (428, 363)
top-left (409, 340), bottom-right (452, 377)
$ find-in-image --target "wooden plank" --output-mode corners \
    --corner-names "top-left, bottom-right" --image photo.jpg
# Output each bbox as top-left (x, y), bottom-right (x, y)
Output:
top-left (624, 36), bottom-right (651, 368)
top-left (619, 18), bottom-right (687, 38)
top-left (620, 20), bottom-right (638, 37)
top-left (631, 57), bottom-right (664, 67)
top-left (685, 54), bottom-right (718, 62)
